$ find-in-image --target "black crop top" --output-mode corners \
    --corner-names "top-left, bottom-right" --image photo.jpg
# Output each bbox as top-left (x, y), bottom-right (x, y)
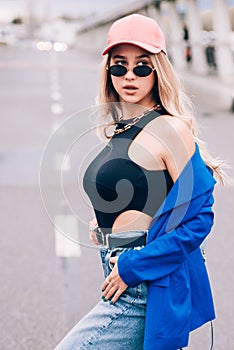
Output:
top-left (83, 109), bottom-right (173, 233)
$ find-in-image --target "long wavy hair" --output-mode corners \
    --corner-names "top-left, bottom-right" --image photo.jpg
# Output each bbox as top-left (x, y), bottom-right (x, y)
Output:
top-left (96, 51), bottom-right (227, 184)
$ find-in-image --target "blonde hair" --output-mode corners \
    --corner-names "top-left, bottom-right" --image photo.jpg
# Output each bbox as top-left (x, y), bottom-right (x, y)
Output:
top-left (96, 51), bottom-right (227, 185)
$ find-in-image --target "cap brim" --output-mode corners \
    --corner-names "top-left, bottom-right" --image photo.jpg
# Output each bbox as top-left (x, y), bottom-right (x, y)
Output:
top-left (102, 40), bottom-right (164, 55)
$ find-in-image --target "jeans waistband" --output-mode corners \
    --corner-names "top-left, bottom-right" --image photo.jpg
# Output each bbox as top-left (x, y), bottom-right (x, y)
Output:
top-left (94, 228), bottom-right (148, 248)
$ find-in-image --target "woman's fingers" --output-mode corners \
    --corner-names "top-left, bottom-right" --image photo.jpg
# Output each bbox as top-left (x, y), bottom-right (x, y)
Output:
top-left (103, 285), bottom-right (116, 300)
top-left (110, 289), bottom-right (123, 304)
top-left (109, 257), bottom-right (118, 265)
top-left (102, 281), bottom-right (127, 304)
top-left (102, 277), bottom-right (111, 291)
top-left (102, 258), bottom-right (128, 304)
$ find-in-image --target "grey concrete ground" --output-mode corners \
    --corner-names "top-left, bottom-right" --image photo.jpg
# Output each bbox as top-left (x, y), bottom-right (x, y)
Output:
top-left (0, 45), bottom-right (233, 350)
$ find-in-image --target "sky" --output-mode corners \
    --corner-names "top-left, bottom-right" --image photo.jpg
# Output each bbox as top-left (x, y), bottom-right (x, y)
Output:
top-left (0, 0), bottom-right (234, 23)
top-left (0, 0), bottom-right (134, 22)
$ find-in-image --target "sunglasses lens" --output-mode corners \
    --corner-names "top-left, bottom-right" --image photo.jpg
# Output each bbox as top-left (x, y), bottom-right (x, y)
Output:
top-left (108, 65), bottom-right (153, 77)
top-left (109, 65), bottom-right (127, 77)
top-left (133, 66), bottom-right (153, 77)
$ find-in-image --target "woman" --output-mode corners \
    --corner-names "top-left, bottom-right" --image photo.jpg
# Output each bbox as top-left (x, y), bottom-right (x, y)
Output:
top-left (56, 14), bottom-right (225, 350)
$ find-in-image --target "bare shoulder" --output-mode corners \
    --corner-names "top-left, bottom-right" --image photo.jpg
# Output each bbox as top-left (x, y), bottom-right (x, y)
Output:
top-left (146, 114), bottom-right (195, 151)
top-left (159, 115), bottom-right (195, 154)
top-left (146, 114), bottom-right (196, 182)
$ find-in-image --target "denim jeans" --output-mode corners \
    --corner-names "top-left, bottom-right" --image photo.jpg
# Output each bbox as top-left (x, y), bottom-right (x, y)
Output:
top-left (55, 236), bottom-right (148, 350)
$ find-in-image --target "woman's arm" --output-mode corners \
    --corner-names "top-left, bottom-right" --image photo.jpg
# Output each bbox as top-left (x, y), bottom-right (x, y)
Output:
top-left (159, 115), bottom-right (196, 183)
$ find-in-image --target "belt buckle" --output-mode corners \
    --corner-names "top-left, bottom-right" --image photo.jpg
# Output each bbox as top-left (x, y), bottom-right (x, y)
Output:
top-left (94, 227), bottom-right (107, 245)
top-left (106, 234), bottom-right (111, 248)
top-left (101, 230), bottom-right (107, 246)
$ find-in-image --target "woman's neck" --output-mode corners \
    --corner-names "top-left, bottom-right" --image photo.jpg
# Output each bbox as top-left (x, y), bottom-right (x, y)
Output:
top-left (120, 101), bottom-right (157, 120)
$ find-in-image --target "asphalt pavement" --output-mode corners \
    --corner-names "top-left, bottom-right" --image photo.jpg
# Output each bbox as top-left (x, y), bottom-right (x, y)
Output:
top-left (0, 44), bottom-right (233, 350)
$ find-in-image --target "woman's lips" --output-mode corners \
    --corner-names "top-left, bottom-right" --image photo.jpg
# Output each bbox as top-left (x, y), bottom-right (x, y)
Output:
top-left (123, 85), bottom-right (138, 94)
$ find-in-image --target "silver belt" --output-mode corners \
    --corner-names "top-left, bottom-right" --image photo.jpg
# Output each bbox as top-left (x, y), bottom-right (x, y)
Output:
top-left (94, 227), bottom-right (148, 248)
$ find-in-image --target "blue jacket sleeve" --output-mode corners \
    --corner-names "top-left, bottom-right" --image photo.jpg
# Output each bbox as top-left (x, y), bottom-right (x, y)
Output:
top-left (117, 192), bottom-right (215, 287)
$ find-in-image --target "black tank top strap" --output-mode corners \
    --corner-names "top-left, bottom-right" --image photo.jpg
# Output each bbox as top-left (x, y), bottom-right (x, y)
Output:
top-left (114, 108), bottom-right (166, 141)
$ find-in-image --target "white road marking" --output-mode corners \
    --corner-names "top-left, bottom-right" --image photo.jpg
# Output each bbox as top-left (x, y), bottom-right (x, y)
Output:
top-left (49, 53), bottom-right (73, 258)
top-left (50, 82), bottom-right (60, 91)
top-left (54, 214), bottom-right (81, 257)
top-left (50, 91), bottom-right (62, 101)
top-left (50, 103), bottom-right (64, 115)
top-left (50, 70), bottom-right (59, 79)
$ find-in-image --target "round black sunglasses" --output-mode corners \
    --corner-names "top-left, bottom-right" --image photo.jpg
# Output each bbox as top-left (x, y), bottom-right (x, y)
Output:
top-left (107, 64), bottom-right (156, 77)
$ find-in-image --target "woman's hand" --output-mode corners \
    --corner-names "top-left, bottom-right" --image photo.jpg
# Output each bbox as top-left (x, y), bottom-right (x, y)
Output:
top-left (89, 218), bottom-right (100, 245)
top-left (102, 256), bottom-right (128, 304)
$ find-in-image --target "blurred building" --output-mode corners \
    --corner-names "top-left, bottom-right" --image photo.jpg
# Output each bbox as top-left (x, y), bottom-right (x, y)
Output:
top-left (1, 0), bottom-right (233, 79)
top-left (75, 0), bottom-right (234, 84)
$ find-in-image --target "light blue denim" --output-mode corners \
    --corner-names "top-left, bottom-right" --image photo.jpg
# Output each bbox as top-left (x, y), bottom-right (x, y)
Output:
top-left (55, 231), bottom-right (148, 350)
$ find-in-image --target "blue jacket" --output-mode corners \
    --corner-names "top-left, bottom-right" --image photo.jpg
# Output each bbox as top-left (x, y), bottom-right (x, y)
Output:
top-left (118, 144), bottom-right (216, 350)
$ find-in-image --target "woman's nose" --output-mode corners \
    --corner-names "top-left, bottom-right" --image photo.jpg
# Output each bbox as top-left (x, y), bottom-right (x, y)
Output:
top-left (124, 68), bottom-right (136, 80)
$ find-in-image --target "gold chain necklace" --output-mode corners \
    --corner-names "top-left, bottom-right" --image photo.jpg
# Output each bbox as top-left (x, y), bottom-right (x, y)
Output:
top-left (114, 104), bottom-right (161, 135)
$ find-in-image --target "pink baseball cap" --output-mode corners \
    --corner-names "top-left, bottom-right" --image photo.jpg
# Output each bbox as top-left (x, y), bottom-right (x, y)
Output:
top-left (102, 14), bottom-right (166, 56)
